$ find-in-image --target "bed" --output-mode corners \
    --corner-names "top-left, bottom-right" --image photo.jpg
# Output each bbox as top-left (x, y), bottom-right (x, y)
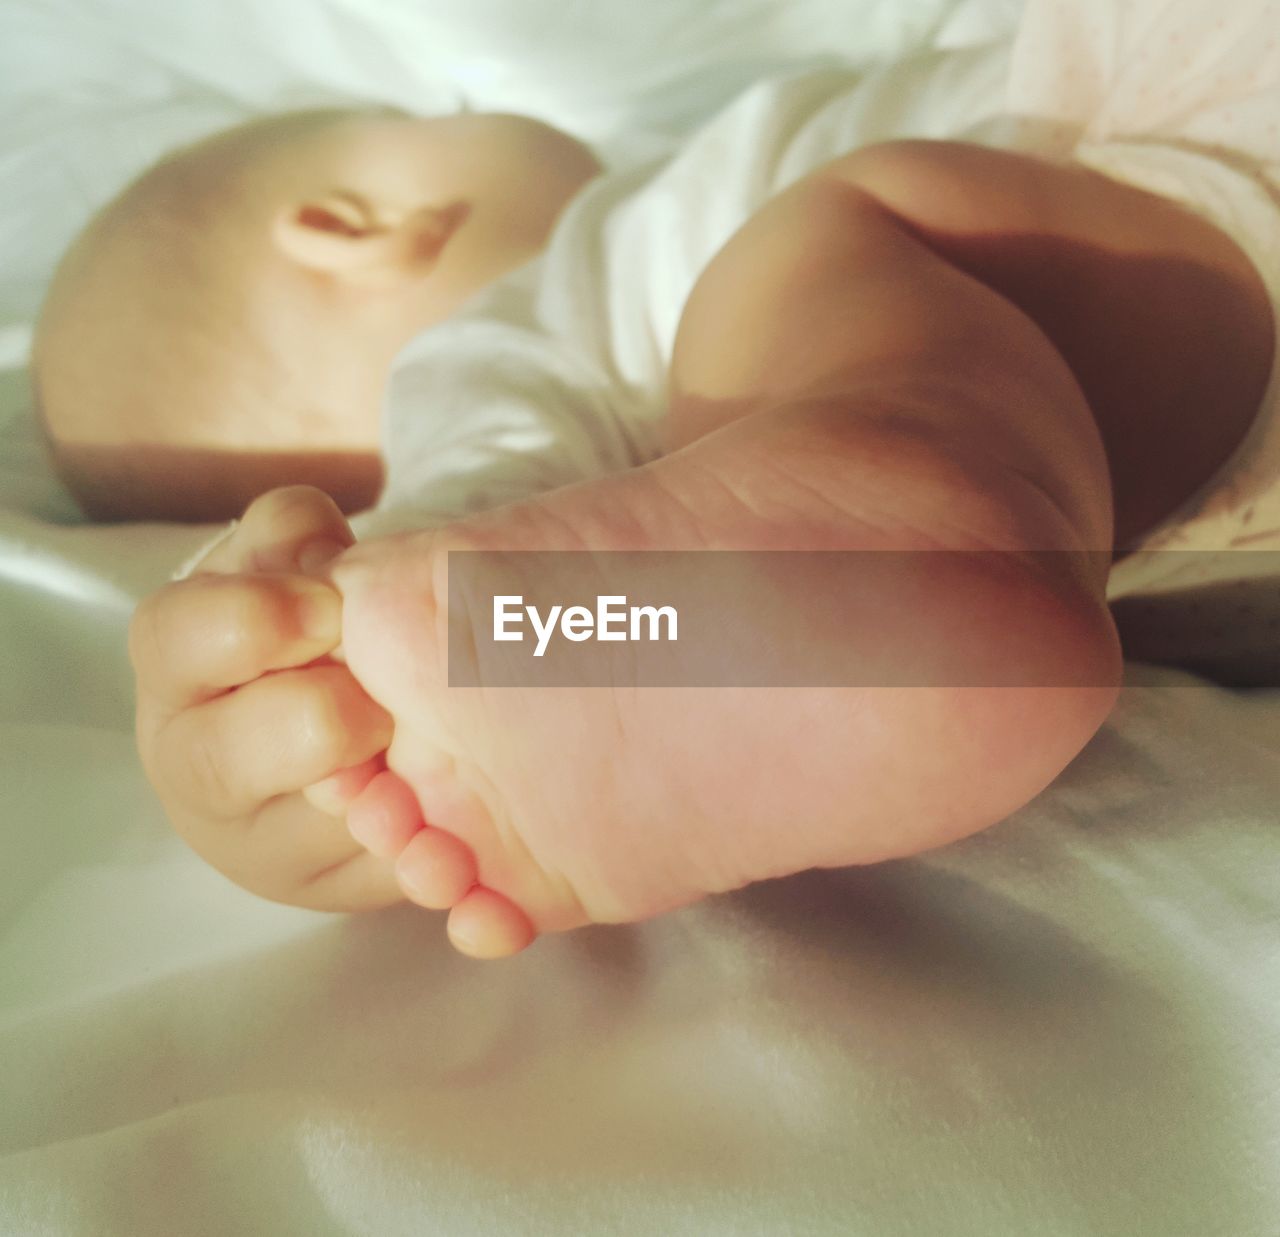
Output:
top-left (3, 1), bottom-right (1279, 1232)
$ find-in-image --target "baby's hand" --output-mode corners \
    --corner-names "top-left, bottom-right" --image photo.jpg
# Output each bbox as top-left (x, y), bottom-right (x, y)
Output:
top-left (130, 487), bottom-right (402, 910)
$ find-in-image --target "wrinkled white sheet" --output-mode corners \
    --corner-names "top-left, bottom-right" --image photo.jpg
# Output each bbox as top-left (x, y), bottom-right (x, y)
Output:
top-left (2, 1), bottom-right (1280, 1233)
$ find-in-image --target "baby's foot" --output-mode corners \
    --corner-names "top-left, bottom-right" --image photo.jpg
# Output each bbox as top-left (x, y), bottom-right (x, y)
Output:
top-left (335, 436), bottom-right (1120, 958)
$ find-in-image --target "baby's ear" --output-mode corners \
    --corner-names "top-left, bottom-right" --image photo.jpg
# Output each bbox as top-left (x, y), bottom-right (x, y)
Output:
top-left (273, 192), bottom-right (470, 287)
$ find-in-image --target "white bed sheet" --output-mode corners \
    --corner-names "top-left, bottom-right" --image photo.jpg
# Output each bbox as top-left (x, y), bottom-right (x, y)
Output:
top-left (2, 1), bottom-right (1279, 1233)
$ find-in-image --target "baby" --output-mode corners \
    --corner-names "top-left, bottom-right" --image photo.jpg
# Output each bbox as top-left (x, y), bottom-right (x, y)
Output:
top-left (33, 18), bottom-right (1280, 958)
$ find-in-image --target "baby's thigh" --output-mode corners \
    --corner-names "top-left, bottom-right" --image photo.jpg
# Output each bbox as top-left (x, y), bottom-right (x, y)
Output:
top-left (815, 139), bottom-right (1274, 544)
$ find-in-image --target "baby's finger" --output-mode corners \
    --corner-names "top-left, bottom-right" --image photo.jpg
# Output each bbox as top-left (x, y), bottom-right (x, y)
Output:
top-left (195, 486), bottom-right (354, 576)
top-left (302, 755), bottom-right (384, 816)
top-left (181, 792), bottom-right (403, 913)
top-left (130, 573), bottom-right (342, 710)
top-left (154, 664), bottom-right (393, 818)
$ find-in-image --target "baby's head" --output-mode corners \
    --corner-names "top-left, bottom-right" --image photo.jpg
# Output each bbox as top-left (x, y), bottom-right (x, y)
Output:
top-left (33, 106), bottom-right (594, 521)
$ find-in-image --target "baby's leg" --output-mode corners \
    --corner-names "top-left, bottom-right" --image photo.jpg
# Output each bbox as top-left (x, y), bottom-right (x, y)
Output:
top-left (336, 140), bottom-right (1268, 955)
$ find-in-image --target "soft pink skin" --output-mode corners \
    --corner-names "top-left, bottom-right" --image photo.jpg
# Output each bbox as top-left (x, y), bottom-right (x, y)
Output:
top-left (331, 447), bottom-right (1120, 945)
top-left (346, 770), bottom-right (428, 859)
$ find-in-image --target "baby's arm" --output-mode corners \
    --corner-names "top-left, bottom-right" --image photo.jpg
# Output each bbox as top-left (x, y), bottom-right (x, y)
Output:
top-left (131, 487), bottom-right (400, 909)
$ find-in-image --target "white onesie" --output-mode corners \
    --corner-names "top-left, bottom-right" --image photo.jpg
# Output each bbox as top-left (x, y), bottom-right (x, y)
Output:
top-left (373, 0), bottom-right (1280, 670)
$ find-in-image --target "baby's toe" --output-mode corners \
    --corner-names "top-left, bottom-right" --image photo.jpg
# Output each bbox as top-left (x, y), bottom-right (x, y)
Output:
top-left (347, 769), bottom-right (424, 858)
top-left (395, 827), bottom-right (477, 910)
top-left (447, 888), bottom-right (536, 959)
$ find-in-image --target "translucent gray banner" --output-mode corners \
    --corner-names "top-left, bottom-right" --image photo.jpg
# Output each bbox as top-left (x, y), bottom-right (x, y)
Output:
top-left (445, 550), bottom-right (1280, 688)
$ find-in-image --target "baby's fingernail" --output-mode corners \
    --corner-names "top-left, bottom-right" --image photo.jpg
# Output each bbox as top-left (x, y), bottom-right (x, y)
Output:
top-left (302, 777), bottom-right (349, 817)
top-left (296, 538), bottom-right (349, 574)
top-left (293, 580), bottom-right (342, 641)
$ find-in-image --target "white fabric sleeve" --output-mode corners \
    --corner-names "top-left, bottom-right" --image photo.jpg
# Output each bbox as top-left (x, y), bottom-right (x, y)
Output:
top-left (359, 314), bottom-right (656, 540)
